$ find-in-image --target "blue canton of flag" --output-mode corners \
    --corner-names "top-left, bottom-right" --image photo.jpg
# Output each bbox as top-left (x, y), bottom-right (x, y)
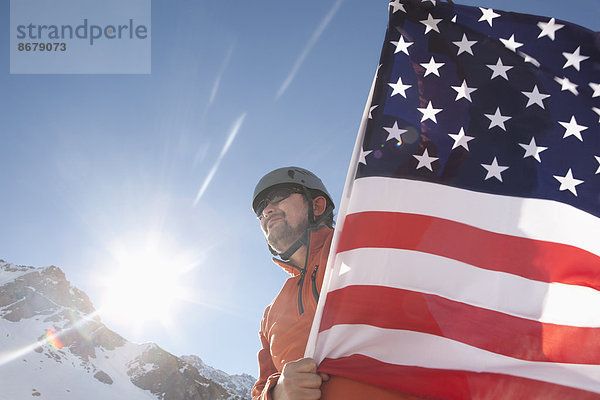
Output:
top-left (360, 0), bottom-right (599, 217)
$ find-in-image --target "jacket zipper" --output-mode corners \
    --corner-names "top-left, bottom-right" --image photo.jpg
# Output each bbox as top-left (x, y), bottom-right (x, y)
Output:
top-left (311, 265), bottom-right (320, 302)
top-left (296, 265), bottom-right (320, 315)
top-left (282, 230), bottom-right (316, 315)
top-left (297, 230), bottom-right (314, 315)
top-left (280, 261), bottom-right (307, 315)
top-left (297, 268), bottom-right (305, 315)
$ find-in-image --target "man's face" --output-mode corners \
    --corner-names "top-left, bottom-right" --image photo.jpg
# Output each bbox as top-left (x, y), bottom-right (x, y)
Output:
top-left (259, 192), bottom-right (309, 254)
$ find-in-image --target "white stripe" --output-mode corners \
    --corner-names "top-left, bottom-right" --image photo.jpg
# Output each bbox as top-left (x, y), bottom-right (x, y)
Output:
top-left (331, 248), bottom-right (600, 327)
top-left (314, 324), bottom-right (600, 394)
top-left (346, 177), bottom-right (600, 257)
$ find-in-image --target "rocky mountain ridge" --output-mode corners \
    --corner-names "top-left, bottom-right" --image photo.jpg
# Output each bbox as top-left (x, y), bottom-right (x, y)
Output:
top-left (181, 355), bottom-right (256, 400)
top-left (0, 260), bottom-right (254, 400)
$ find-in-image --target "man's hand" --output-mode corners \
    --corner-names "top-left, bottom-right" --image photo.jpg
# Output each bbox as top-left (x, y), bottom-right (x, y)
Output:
top-left (273, 358), bottom-right (330, 400)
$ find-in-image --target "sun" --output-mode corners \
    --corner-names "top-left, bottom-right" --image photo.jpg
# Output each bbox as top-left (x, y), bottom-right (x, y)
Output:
top-left (96, 230), bottom-right (198, 332)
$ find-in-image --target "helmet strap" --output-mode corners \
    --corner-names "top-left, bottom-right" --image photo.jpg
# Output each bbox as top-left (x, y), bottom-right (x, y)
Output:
top-left (278, 230), bottom-right (309, 261)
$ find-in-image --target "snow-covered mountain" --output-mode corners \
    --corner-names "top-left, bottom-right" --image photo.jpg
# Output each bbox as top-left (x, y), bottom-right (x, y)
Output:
top-left (0, 260), bottom-right (254, 400)
top-left (181, 355), bottom-right (255, 400)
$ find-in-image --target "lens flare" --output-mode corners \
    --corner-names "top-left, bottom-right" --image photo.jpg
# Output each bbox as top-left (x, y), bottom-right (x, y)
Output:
top-left (45, 329), bottom-right (63, 349)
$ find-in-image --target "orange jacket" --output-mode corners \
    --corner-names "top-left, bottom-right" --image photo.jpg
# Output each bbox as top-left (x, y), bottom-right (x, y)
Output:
top-left (251, 226), bottom-right (416, 400)
top-left (252, 226), bottom-right (333, 400)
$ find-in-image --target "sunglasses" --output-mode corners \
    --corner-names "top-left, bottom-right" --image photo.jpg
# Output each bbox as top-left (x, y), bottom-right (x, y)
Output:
top-left (256, 186), bottom-right (303, 220)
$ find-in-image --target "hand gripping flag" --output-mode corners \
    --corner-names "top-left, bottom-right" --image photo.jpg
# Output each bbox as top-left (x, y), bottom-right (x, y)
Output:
top-left (305, 1), bottom-right (600, 398)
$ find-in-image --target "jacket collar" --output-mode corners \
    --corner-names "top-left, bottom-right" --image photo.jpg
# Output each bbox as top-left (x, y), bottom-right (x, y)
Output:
top-left (272, 225), bottom-right (332, 276)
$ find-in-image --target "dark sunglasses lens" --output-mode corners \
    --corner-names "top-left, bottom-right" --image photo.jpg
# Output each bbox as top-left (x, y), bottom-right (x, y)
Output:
top-left (268, 193), bottom-right (287, 204)
top-left (256, 186), bottom-right (302, 218)
top-left (256, 201), bottom-right (267, 218)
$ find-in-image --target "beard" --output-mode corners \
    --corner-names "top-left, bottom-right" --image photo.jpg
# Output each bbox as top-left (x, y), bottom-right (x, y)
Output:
top-left (265, 212), bottom-right (309, 254)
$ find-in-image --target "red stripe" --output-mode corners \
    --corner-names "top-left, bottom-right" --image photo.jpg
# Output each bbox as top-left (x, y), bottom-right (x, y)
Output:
top-left (319, 285), bottom-right (600, 364)
top-left (319, 354), bottom-right (600, 400)
top-left (337, 212), bottom-right (600, 289)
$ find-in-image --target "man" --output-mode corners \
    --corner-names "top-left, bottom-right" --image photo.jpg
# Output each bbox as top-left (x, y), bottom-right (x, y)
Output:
top-left (251, 167), bottom-right (413, 400)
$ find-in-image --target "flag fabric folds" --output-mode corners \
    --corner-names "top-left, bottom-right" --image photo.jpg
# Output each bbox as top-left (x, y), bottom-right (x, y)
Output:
top-left (305, 0), bottom-right (600, 398)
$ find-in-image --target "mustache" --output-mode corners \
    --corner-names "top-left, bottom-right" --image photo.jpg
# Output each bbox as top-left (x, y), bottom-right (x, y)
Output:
top-left (265, 212), bottom-right (286, 225)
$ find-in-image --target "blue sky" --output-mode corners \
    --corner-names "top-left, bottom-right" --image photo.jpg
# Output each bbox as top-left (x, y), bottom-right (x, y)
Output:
top-left (1, 0), bottom-right (598, 377)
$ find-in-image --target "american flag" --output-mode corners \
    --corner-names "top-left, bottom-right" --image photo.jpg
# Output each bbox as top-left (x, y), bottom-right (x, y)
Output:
top-left (305, 0), bottom-right (600, 398)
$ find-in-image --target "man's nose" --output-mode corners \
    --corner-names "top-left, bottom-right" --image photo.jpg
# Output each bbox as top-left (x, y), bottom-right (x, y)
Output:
top-left (262, 201), bottom-right (277, 218)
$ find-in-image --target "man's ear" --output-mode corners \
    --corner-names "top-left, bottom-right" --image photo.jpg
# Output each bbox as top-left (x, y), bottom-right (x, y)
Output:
top-left (312, 196), bottom-right (327, 218)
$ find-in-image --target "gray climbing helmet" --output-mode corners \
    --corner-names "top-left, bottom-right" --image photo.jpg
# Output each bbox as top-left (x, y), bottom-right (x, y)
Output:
top-left (252, 166), bottom-right (334, 214)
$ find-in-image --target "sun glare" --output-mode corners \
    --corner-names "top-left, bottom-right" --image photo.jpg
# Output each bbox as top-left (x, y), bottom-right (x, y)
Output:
top-left (96, 231), bottom-right (199, 332)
